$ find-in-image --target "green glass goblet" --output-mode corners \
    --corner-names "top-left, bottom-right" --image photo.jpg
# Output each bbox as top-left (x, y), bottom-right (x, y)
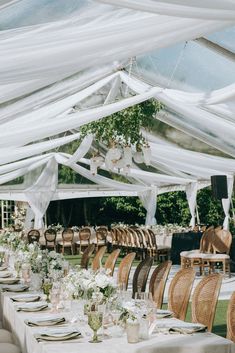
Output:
top-left (88, 311), bottom-right (103, 343)
top-left (42, 279), bottom-right (52, 302)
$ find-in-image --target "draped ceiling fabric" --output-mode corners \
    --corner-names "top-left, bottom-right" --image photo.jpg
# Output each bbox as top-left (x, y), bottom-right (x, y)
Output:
top-left (0, 0), bottom-right (235, 227)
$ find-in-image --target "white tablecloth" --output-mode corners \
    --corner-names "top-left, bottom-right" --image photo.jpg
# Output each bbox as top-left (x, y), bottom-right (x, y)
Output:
top-left (1, 288), bottom-right (235, 353)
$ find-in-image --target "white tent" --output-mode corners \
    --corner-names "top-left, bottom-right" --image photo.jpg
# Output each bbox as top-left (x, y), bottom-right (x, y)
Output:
top-left (0, 0), bottom-right (235, 228)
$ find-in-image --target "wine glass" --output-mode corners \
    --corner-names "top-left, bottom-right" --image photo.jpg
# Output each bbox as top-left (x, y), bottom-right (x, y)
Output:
top-left (14, 260), bottom-right (22, 278)
top-left (50, 289), bottom-right (61, 313)
top-left (88, 311), bottom-right (103, 343)
top-left (42, 278), bottom-right (52, 302)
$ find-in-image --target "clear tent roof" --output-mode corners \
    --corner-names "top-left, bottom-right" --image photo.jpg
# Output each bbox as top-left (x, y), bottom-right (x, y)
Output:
top-left (0, 0), bottom-right (235, 192)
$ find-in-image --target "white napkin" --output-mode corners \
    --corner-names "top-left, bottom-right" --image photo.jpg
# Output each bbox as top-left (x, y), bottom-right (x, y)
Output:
top-left (0, 272), bottom-right (11, 278)
top-left (2, 284), bottom-right (29, 292)
top-left (34, 328), bottom-right (81, 341)
top-left (16, 302), bottom-right (48, 312)
top-left (25, 316), bottom-right (66, 327)
top-left (153, 321), bottom-right (206, 334)
top-left (0, 278), bottom-right (19, 284)
top-left (11, 294), bottom-right (41, 302)
top-left (156, 309), bottom-right (173, 319)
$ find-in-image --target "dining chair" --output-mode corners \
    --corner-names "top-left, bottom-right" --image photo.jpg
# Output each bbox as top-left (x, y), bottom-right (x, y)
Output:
top-left (202, 229), bottom-right (232, 277)
top-left (80, 243), bottom-right (96, 269)
top-left (27, 229), bottom-right (40, 244)
top-left (75, 227), bottom-right (91, 254)
top-left (95, 226), bottom-right (108, 252)
top-left (191, 273), bottom-right (222, 332)
top-left (117, 252), bottom-right (136, 290)
top-left (104, 248), bottom-right (120, 276)
top-left (58, 228), bottom-right (74, 255)
top-left (132, 256), bottom-right (153, 298)
top-left (227, 291), bottom-right (235, 342)
top-left (44, 228), bottom-right (57, 251)
top-left (149, 260), bottom-right (172, 309)
top-left (168, 267), bottom-right (195, 321)
top-left (92, 245), bottom-right (107, 271)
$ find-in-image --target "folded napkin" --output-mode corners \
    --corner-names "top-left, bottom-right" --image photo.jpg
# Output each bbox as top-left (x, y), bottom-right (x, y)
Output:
top-left (34, 328), bottom-right (81, 342)
top-left (0, 265), bottom-right (8, 271)
top-left (0, 272), bottom-right (11, 278)
top-left (156, 309), bottom-right (173, 319)
top-left (0, 278), bottom-right (19, 285)
top-left (153, 321), bottom-right (206, 334)
top-left (16, 302), bottom-right (48, 312)
top-left (1, 284), bottom-right (29, 292)
top-left (11, 294), bottom-right (41, 303)
top-left (25, 317), bottom-right (66, 327)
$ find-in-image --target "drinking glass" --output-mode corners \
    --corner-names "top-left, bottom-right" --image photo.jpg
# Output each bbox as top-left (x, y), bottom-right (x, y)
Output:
top-left (42, 278), bottom-right (52, 302)
top-left (88, 311), bottom-right (103, 343)
top-left (14, 260), bottom-right (22, 278)
top-left (50, 290), bottom-right (61, 313)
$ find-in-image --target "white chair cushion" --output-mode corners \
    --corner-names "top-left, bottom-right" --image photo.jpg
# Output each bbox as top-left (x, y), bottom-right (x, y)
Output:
top-left (0, 329), bottom-right (14, 343)
top-left (180, 250), bottom-right (200, 257)
top-left (0, 343), bottom-right (21, 353)
top-left (202, 254), bottom-right (230, 260)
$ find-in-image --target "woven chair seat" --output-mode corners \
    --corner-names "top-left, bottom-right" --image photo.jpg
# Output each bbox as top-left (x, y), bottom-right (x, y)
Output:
top-left (157, 245), bottom-right (171, 251)
top-left (75, 240), bottom-right (89, 245)
top-left (180, 250), bottom-right (201, 258)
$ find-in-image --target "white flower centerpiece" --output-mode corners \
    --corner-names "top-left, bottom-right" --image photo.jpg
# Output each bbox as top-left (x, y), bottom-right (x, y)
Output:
top-left (41, 250), bottom-right (64, 279)
top-left (63, 268), bottom-right (116, 305)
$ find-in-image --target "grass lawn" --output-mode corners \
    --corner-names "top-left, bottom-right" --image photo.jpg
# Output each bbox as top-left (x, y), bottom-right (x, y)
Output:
top-left (65, 254), bottom-right (228, 338)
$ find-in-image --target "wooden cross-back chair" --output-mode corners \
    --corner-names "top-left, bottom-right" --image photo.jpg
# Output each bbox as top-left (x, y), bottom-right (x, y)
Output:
top-left (104, 249), bottom-right (120, 276)
top-left (80, 243), bottom-right (96, 269)
top-left (92, 245), bottom-right (107, 271)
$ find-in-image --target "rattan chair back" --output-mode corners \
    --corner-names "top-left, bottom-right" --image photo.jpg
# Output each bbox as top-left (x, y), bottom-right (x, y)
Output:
top-left (227, 291), bottom-right (235, 342)
top-left (200, 226), bottom-right (214, 253)
top-left (168, 267), bottom-right (195, 320)
top-left (27, 229), bottom-right (40, 244)
top-left (149, 261), bottom-right (172, 309)
top-left (79, 227), bottom-right (91, 242)
top-left (117, 252), bottom-right (136, 290)
top-left (212, 229), bottom-right (232, 254)
top-left (92, 245), bottom-right (107, 271)
top-left (104, 249), bottom-right (120, 276)
top-left (44, 229), bottom-right (57, 249)
top-left (192, 273), bottom-right (222, 332)
top-left (80, 243), bottom-right (96, 269)
top-left (132, 257), bottom-right (153, 298)
top-left (62, 228), bottom-right (74, 242)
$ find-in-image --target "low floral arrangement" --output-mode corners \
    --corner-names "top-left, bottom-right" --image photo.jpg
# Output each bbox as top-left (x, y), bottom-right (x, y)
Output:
top-left (47, 223), bottom-right (63, 232)
top-left (0, 230), bottom-right (22, 251)
top-left (41, 250), bottom-right (64, 278)
top-left (63, 268), bottom-right (116, 303)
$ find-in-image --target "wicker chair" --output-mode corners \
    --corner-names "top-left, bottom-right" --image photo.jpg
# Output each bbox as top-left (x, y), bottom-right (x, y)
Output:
top-left (75, 227), bottom-right (91, 254)
top-left (58, 228), bottom-right (74, 255)
top-left (80, 244), bottom-right (96, 269)
top-left (168, 267), bottom-right (195, 321)
top-left (104, 249), bottom-right (120, 276)
top-left (27, 229), bottom-right (40, 244)
top-left (180, 226), bottom-right (214, 274)
top-left (227, 291), bottom-right (235, 342)
top-left (117, 252), bottom-right (136, 290)
top-left (92, 245), bottom-right (107, 271)
top-left (149, 260), bottom-right (172, 309)
top-left (202, 229), bottom-right (232, 277)
top-left (96, 226), bottom-right (108, 251)
top-left (44, 228), bottom-right (57, 251)
top-left (132, 256), bottom-right (153, 298)
top-left (191, 273), bottom-right (222, 332)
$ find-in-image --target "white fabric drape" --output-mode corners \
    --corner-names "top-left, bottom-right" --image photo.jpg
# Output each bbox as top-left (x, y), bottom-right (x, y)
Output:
top-left (25, 158), bottom-right (58, 229)
top-left (222, 176), bottom-right (234, 230)
top-left (139, 186), bottom-right (157, 225)
top-left (185, 182), bottom-right (198, 228)
top-left (0, 4), bottom-right (232, 102)
top-left (96, 0), bottom-right (235, 20)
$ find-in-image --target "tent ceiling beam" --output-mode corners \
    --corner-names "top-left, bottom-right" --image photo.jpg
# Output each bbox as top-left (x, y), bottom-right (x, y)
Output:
top-left (194, 37), bottom-right (235, 62)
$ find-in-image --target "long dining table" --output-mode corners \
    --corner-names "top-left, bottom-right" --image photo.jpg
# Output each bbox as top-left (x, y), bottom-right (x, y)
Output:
top-left (1, 281), bottom-right (235, 353)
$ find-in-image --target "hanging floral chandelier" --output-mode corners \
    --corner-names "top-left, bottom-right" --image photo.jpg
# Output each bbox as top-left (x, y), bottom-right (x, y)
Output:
top-left (90, 142), bottom-right (151, 176)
